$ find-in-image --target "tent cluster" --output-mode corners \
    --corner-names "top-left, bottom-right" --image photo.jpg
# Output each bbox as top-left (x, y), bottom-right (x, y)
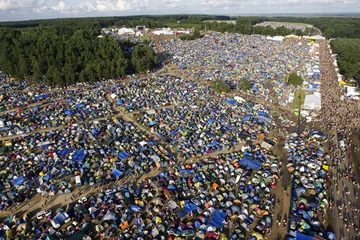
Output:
top-left (14, 146), bottom-right (277, 239)
top-left (285, 131), bottom-right (335, 240)
top-left (137, 99), bottom-right (273, 160)
top-left (160, 32), bottom-right (318, 104)
top-left (0, 89), bottom-right (114, 136)
top-left (110, 76), bottom-right (213, 111)
top-left (0, 117), bottom-right (175, 211)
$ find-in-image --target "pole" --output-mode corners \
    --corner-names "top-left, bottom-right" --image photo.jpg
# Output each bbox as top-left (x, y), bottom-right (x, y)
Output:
top-left (297, 94), bottom-right (301, 134)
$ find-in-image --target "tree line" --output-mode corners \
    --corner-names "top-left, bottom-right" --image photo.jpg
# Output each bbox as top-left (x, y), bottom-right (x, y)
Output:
top-left (331, 39), bottom-right (360, 81)
top-left (0, 27), bottom-right (158, 85)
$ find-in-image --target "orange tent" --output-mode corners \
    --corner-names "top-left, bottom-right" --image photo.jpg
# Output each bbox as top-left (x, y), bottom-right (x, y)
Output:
top-left (211, 182), bottom-right (219, 190)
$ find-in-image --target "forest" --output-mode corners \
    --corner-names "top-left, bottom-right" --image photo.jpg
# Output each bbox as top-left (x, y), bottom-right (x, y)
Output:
top-left (0, 15), bottom-right (359, 82)
top-left (0, 27), bottom-right (158, 85)
top-left (331, 39), bottom-right (360, 81)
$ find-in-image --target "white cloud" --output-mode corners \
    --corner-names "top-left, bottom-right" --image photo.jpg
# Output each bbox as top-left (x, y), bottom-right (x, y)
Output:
top-left (0, 0), bottom-right (359, 20)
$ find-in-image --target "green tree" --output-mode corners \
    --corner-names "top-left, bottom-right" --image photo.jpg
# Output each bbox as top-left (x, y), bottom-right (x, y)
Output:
top-left (210, 79), bottom-right (230, 93)
top-left (287, 72), bottom-right (303, 87)
top-left (238, 78), bottom-right (252, 91)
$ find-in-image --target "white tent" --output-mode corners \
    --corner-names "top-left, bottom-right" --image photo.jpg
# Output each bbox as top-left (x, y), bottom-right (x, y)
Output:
top-left (153, 29), bottom-right (174, 35)
top-left (118, 28), bottom-right (135, 35)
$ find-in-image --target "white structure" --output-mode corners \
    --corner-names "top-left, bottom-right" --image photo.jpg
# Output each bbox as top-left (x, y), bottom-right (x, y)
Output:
top-left (152, 29), bottom-right (174, 36)
top-left (266, 36), bottom-right (285, 41)
top-left (118, 28), bottom-right (135, 35)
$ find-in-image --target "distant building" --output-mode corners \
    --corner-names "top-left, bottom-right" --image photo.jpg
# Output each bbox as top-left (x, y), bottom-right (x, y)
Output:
top-left (136, 26), bottom-right (146, 31)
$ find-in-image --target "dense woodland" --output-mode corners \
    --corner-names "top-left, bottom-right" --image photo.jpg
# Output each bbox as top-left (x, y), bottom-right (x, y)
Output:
top-left (0, 27), bottom-right (158, 84)
top-left (0, 15), bottom-right (359, 83)
top-left (331, 39), bottom-right (360, 81)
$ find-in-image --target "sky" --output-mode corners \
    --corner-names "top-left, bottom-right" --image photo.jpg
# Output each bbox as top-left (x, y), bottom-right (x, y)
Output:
top-left (0, 0), bottom-right (359, 21)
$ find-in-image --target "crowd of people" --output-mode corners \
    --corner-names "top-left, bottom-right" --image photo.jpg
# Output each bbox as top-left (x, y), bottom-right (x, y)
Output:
top-left (318, 39), bottom-right (360, 239)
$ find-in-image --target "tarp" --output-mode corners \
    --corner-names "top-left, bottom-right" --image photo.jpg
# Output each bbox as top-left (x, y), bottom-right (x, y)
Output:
top-left (239, 156), bottom-right (262, 170)
top-left (117, 151), bottom-right (130, 160)
top-left (103, 210), bottom-right (118, 221)
top-left (177, 202), bottom-right (199, 218)
top-left (208, 210), bottom-right (227, 229)
top-left (296, 232), bottom-right (315, 240)
top-left (58, 149), bottom-right (72, 157)
top-left (225, 99), bottom-right (236, 105)
top-left (13, 176), bottom-right (24, 186)
top-left (72, 150), bottom-right (85, 162)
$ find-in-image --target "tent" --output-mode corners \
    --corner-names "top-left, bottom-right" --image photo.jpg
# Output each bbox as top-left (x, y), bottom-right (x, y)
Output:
top-left (208, 210), bottom-right (227, 229)
top-left (75, 104), bottom-right (85, 109)
top-left (53, 212), bottom-right (68, 224)
top-left (147, 121), bottom-right (158, 127)
top-left (116, 100), bottom-right (123, 105)
top-left (112, 169), bottom-right (123, 179)
top-left (239, 157), bottom-right (262, 170)
top-left (225, 99), bottom-right (236, 105)
top-left (13, 176), bottom-right (24, 186)
top-left (72, 150), bottom-right (85, 162)
top-left (176, 202), bottom-right (200, 218)
top-left (243, 114), bottom-right (252, 121)
top-left (65, 110), bottom-right (74, 116)
top-left (296, 232), bottom-right (316, 240)
top-left (117, 151), bottom-right (130, 160)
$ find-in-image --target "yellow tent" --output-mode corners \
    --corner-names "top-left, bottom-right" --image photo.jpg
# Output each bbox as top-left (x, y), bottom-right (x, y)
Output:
top-left (339, 81), bottom-right (346, 85)
top-left (251, 232), bottom-right (264, 240)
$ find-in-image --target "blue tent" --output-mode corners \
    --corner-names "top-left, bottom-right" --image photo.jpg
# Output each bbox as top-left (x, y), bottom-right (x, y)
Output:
top-left (239, 156), bottom-right (262, 170)
top-left (208, 141), bottom-right (219, 147)
top-left (72, 150), bottom-right (85, 162)
top-left (13, 176), bottom-right (24, 186)
top-left (207, 119), bottom-right (215, 125)
top-left (43, 174), bottom-right (53, 181)
top-left (116, 100), bottom-right (123, 105)
top-left (179, 169), bottom-right (194, 175)
top-left (177, 202), bottom-right (200, 218)
top-left (76, 104), bottom-right (85, 109)
top-left (112, 169), bottom-right (123, 179)
top-left (65, 110), bottom-right (74, 116)
top-left (243, 114), bottom-right (252, 121)
top-left (67, 98), bottom-right (74, 102)
top-left (296, 232), bottom-right (315, 240)
top-left (147, 121), bottom-right (158, 127)
top-left (208, 210), bottom-right (227, 229)
top-left (117, 151), bottom-right (130, 160)
top-left (170, 131), bottom-right (178, 135)
top-left (225, 99), bottom-right (236, 105)
top-left (53, 212), bottom-right (68, 224)
top-left (258, 111), bottom-right (271, 119)
top-left (58, 149), bottom-right (72, 158)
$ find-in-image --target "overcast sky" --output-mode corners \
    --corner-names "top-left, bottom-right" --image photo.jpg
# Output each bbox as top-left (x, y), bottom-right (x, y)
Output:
top-left (0, 0), bottom-right (359, 21)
